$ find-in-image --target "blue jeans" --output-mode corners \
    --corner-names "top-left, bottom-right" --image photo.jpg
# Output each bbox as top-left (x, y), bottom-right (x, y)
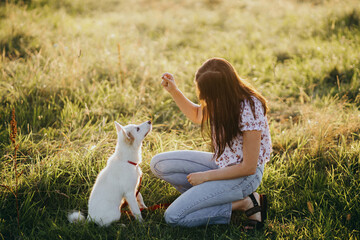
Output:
top-left (150, 150), bottom-right (265, 227)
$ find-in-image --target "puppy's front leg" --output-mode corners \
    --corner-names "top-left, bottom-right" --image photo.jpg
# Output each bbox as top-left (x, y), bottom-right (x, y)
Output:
top-left (125, 192), bottom-right (143, 222)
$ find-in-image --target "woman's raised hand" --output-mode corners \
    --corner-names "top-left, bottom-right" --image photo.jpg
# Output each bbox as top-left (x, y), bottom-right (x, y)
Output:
top-left (161, 72), bottom-right (177, 93)
top-left (160, 72), bottom-right (202, 124)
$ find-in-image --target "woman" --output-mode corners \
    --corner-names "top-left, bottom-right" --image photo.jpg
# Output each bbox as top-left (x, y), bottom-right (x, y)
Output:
top-left (150, 57), bottom-right (272, 229)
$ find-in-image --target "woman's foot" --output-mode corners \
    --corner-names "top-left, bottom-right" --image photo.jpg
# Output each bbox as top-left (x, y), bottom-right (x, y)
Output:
top-left (244, 192), bottom-right (261, 225)
top-left (232, 192), bottom-right (266, 230)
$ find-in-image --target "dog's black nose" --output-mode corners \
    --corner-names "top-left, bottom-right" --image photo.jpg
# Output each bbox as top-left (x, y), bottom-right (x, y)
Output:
top-left (147, 120), bottom-right (151, 124)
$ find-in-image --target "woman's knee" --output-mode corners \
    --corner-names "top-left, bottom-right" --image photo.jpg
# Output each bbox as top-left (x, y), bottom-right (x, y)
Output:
top-left (164, 207), bottom-right (180, 226)
top-left (150, 152), bottom-right (170, 177)
top-left (150, 154), bottom-right (161, 177)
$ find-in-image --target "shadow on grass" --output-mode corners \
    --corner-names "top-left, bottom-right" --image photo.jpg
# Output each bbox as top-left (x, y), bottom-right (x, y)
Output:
top-left (0, 31), bottom-right (41, 60)
top-left (307, 65), bottom-right (360, 103)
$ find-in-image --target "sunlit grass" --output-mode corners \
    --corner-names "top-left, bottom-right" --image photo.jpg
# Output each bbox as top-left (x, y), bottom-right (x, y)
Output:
top-left (1, 0), bottom-right (359, 239)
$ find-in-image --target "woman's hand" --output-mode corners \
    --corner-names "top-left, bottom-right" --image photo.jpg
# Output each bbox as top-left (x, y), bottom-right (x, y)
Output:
top-left (161, 72), bottom-right (178, 93)
top-left (187, 172), bottom-right (209, 186)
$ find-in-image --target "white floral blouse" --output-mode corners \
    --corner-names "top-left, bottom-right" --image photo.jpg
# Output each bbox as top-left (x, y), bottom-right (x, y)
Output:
top-left (215, 96), bottom-right (272, 168)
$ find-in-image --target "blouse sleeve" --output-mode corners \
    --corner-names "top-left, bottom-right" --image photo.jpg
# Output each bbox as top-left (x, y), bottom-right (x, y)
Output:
top-left (240, 97), bottom-right (266, 132)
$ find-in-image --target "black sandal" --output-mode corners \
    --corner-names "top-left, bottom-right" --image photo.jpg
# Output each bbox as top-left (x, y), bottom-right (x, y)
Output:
top-left (244, 193), bottom-right (268, 230)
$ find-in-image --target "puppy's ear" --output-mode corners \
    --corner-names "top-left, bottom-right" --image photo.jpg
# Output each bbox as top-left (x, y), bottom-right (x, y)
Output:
top-left (114, 121), bottom-right (124, 133)
top-left (114, 121), bottom-right (134, 144)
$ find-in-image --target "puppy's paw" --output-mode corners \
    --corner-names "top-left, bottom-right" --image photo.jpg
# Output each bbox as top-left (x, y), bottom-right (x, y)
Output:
top-left (138, 203), bottom-right (147, 210)
top-left (136, 193), bottom-right (147, 209)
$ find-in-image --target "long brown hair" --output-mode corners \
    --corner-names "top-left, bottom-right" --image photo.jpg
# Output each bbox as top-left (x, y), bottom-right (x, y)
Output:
top-left (195, 57), bottom-right (268, 160)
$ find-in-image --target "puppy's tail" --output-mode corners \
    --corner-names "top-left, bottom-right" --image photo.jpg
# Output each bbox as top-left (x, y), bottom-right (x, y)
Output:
top-left (68, 210), bottom-right (86, 223)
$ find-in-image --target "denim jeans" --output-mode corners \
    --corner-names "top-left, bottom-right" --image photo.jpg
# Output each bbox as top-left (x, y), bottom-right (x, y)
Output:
top-left (150, 150), bottom-right (265, 227)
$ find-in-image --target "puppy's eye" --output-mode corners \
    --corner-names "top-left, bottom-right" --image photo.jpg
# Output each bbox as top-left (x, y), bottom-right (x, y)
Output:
top-left (136, 127), bottom-right (140, 132)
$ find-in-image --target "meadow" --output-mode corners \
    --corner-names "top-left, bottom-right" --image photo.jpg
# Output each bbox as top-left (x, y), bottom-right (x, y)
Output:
top-left (0, 0), bottom-right (359, 239)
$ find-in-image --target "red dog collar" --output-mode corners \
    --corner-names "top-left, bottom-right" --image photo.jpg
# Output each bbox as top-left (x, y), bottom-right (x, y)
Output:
top-left (127, 160), bottom-right (138, 166)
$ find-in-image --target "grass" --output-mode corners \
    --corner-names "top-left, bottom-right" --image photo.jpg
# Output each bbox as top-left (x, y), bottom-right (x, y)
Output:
top-left (0, 0), bottom-right (359, 239)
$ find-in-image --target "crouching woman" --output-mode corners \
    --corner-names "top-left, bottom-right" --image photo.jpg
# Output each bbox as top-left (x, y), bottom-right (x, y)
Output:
top-left (150, 58), bottom-right (272, 229)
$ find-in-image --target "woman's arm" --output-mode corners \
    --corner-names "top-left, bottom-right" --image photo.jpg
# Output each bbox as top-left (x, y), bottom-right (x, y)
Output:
top-left (161, 73), bottom-right (202, 124)
top-left (187, 130), bottom-right (261, 185)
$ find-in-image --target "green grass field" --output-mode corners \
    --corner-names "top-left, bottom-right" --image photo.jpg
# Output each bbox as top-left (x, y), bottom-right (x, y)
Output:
top-left (1, 0), bottom-right (359, 239)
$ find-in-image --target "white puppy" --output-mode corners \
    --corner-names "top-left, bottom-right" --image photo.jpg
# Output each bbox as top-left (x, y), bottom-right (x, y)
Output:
top-left (68, 120), bottom-right (152, 226)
